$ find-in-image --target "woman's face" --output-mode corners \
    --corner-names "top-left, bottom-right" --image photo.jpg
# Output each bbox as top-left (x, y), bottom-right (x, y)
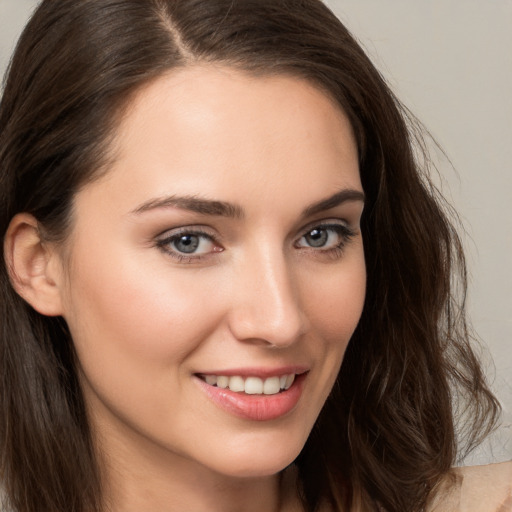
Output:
top-left (57, 66), bottom-right (366, 478)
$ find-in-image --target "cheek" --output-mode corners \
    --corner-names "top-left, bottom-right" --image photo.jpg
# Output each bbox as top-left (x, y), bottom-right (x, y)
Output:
top-left (61, 242), bottom-right (224, 379)
top-left (306, 254), bottom-right (366, 347)
top-left (295, 250), bottom-right (366, 423)
top-left (61, 245), bottom-right (232, 437)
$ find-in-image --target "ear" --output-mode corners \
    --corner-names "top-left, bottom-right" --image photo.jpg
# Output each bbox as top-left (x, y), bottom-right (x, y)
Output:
top-left (4, 213), bottom-right (65, 316)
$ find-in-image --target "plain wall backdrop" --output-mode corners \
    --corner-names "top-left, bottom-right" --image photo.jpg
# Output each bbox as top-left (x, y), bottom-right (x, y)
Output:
top-left (1, 0), bottom-right (511, 465)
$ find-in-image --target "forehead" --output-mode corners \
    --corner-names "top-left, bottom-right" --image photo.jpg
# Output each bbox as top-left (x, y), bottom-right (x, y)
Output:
top-left (77, 65), bottom-right (361, 219)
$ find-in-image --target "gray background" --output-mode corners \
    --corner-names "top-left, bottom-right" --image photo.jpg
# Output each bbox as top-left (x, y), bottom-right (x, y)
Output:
top-left (1, 0), bottom-right (510, 465)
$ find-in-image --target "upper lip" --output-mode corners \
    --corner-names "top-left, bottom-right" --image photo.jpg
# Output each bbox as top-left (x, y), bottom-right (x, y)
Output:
top-left (195, 365), bottom-right (309, 379)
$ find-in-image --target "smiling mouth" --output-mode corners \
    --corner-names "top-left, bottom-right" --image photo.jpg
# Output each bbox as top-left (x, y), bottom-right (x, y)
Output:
top-left (197, 374), bottom-right (296, 395)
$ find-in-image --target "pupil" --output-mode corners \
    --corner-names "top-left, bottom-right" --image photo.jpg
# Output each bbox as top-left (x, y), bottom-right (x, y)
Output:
top-left (175, 235), bottom-right (199, 253)
top-left (306, 229), bottom-right (327, 247)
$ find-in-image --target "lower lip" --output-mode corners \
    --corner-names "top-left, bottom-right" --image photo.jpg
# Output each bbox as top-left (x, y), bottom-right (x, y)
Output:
top-left (195, 373), bottom-right (306, 421)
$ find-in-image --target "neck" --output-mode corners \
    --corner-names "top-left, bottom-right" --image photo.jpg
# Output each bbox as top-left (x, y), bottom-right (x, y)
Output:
top-left (106, 463), bottom-right (283, 512)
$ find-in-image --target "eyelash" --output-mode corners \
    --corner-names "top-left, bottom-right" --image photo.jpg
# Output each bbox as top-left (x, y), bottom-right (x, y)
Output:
top-left (295, 223), bottom-right (357, 259)
top-left (155, 227), bottom-right (219, 263)
top-left (155, 222), bottom-right (357, 263)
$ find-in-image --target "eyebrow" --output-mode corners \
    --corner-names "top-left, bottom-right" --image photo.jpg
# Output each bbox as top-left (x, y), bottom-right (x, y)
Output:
top-left (130, 188), bottom-right (364, 219)
top-left (301, 189), bottom-right (365, 217)
top-left (131, 195), bottom-right (244, 219)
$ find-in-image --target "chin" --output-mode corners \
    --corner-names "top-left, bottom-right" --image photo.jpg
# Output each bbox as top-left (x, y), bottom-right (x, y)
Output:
top-left (198, 428), bottom-right (308, 479)
top-left (212, 454), bottom-right (298, 479)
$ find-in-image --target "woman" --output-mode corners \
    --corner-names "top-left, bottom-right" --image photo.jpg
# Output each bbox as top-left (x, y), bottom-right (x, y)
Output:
top-left (0, 1), bottom-right (510, 511)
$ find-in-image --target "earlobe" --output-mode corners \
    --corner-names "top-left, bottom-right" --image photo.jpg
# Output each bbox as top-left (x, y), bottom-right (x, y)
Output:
top-left (4, 213), bottom-right (65, 316)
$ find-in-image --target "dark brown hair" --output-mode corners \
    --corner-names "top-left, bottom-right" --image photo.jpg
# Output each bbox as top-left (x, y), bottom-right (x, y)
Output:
top-left (0, 1), bottom-right (499, 511)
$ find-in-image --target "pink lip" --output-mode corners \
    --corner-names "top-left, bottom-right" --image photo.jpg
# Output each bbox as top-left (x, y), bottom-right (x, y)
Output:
top-left (194, 372), bottom-right (307, 421)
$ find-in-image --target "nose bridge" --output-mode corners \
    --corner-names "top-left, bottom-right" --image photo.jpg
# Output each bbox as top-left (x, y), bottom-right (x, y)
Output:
top-left (229, 242), bottom-right (305, 346)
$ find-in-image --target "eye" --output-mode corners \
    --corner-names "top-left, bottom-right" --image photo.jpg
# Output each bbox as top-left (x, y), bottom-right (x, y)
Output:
top-left (156, 228), bottom-right (222, 260)
top-left (171, 233), bottom-right (209, 254)
top-left (295, 223), bottom-right (356, 251)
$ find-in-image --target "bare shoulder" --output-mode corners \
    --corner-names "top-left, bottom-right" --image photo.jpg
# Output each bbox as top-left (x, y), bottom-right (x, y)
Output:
top-left (429, 461), bottom-right (512, 512)
top-left (456, 461), bottom-right (512, 511)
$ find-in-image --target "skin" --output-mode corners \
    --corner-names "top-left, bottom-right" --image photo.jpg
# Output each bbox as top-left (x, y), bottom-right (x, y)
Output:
top-left (50, 67), bottom-right (366, 511)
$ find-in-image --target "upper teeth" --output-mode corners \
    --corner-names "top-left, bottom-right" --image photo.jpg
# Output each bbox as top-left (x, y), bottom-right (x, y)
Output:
top-left (203, 374), bottom-right (295, 395)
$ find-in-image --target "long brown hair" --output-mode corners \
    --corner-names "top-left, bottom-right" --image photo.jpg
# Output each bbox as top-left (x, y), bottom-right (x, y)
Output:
top-left (0, 1), bottom-right (499, 511)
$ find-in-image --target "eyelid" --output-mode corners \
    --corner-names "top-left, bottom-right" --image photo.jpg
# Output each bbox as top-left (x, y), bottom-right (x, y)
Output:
top-left (298, 218), bottom-right (356, 237)
top-left (155, 223), bottom-right (217, 238)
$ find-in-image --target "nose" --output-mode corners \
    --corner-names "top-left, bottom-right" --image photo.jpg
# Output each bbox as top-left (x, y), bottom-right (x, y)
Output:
top-left (227, 246), bottom-right (307, 348)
